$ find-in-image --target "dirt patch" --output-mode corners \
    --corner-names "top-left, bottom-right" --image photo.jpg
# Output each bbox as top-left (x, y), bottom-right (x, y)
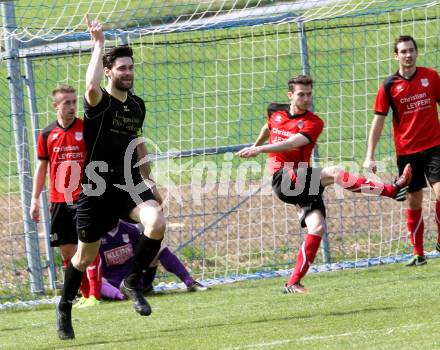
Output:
top-left (1, 181), bottom-right (437, 296)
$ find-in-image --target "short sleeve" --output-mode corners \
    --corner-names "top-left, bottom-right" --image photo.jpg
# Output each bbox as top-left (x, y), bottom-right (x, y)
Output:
top-left (374, 84), bottom-right (389, 116)
top-left (299, 118), bottom-right (324, 143)
top-left (266, 103), bottom-right (279, 130)
top-left (37, 131), bottom-right (49, 160)
top-left (84, 88), bottom-right (111, 119)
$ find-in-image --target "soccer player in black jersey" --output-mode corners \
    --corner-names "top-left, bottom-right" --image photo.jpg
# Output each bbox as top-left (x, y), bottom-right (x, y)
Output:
top-left (56, 16), bottom-right (166, 340)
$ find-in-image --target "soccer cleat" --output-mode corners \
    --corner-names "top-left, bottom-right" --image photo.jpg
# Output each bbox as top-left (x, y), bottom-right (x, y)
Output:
top-left (56, 302), bottom-right (75, 340)
top-left (120, 280), bottom-right (152, 316)
top-left (283, 283), bottom-right (307, 294)
top-left (405, 255), bottom-right (427, 266)
top-left (76, 296), bottom-right (102, 308)
top-left (73, 296), bottom-right (87, 309)
top-left (187, 281), bottom-right (209, 292)
top-left (393, 164), bottom-right (412, 201)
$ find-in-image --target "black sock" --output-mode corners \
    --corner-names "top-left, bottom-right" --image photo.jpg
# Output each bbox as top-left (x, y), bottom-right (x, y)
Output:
top-left (142, 266), bottom-right (158, 288)
top-left (60, 262), bottom-right (84, 310)
top-left (125, 235), bottom-right (162, 288)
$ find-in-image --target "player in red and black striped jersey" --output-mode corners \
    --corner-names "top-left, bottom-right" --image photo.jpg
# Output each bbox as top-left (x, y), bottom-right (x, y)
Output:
top-left (237, 75), bottom-right (412, 294)
top-left (30, 85), bottom-right (102, 307)
top-left (364, 35), bottom-right (440, 266)
top-left (31, 85), bottom-right (84, 263)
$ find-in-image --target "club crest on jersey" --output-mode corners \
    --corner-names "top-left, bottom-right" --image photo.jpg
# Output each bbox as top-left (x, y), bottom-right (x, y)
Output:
top-left (122, 234), bottom-right (130, 243)
top-left (274, 114), bottom-right (282, 122)
top-left (75, 132), bottom-right (83, 141)
top-left (297, 121), bottom-right (304, 129)
top-left (52, 133), bottom-right (58, 140)
top-left (421, 78), bottom-right (429, 87)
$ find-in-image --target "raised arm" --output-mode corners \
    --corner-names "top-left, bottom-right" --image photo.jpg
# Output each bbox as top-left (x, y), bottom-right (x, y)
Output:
top-left (84, 14), bottom-right (104, 107)
top-left (30, 159), bottom-right (48, 222)
top-left (363, 114), bottom-right (386, 173)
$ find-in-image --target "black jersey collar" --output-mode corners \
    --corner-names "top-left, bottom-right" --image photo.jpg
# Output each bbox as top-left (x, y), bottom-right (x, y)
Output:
top-left (56, 117), bottom-right (77, 132)
top-left (396, 68), bottom-right (418, 81)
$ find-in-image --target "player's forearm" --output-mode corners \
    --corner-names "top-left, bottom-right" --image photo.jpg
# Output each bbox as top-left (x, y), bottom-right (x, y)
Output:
top-left (366, 115), bottom-right (385, 159)
top-left (258, 134), bottom-right (309, 153)
top-left (86, 41), bottom-right (104, 93)
top-left (31, 162), bottom-right (47, 202)
top-left (253, 124), bottom-right (270, 146)
top-left (139, 161), bottom-right (154, 183)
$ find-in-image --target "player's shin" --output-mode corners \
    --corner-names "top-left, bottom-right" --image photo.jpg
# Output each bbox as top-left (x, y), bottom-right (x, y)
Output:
top-left (124, 235), bottom-right (162, 288)
top-left (407, 208), bottom-right (424, 256)
top-left (159, 247), bottom-right (194, 286)
top-left (287, 233), bottom-right (321, 286)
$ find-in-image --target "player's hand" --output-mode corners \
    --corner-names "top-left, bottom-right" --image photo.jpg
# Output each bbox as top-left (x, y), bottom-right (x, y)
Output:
top-left (236, 146), bottom-right (260, 158)
top-left (85, 14), bottom-right (104, 44)
top-left (363, 158), bottom-right (377, 173)
top-left (30, 199), bottom-right (40, 222)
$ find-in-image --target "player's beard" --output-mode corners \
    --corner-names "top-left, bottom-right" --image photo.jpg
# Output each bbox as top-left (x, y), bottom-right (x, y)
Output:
top-left (113, 77), bottom-right (133, 91)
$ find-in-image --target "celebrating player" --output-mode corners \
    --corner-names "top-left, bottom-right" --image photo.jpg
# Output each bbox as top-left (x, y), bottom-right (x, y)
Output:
top-left (363, 35), bottom-right (440, 266)
top-left (30, 85), bottom-right (102, 307)
top-left (237, 74), bottom-right (412, 293)
top-left (56, 16), bottom-right (166, 340)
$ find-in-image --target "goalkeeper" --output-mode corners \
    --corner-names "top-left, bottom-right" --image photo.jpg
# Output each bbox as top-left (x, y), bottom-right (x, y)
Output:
top-left (237, 75), bottom-right (412, 293)
top-left (99, 220), bottom-right (208, 300)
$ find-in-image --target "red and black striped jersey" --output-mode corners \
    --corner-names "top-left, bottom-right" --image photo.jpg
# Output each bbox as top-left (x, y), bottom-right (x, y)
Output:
top-left (266, 103), bottom-right (324, 176)
top-left (374, 67), bottom-right (440, 155)
top-left (37, 117), bottom-right (85, 202)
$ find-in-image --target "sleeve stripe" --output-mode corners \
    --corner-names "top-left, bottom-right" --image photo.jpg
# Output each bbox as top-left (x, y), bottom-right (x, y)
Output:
top-left (298, 132), bottom-right (313, 143)
top-left (374, 111), bottom-right (388, 116)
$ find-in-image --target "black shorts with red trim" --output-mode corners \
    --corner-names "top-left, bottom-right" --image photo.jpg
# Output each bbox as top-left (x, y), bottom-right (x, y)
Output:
top-left (50, 202), bottom-right (78, 247)
top-left (76, 172), bottom-right (155, 243)
top-left (271, 167), bottom-right (326, 228)
top-left (397, 145), bottom-right (440, 192)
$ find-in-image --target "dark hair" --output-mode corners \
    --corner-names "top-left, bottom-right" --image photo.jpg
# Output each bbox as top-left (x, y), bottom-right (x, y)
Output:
top-left (52, 85), bottom-right (75, 99)
top-left (103, 46), bottom-right (134, 69)
top-left (394, 35), bottom-right (418, 54)
top-left (288, 75), bottom-right (313, 92)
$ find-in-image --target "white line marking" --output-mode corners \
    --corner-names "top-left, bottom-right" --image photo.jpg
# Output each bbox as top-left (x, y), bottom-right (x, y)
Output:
top-left (222, 321), bottom-right (440, 350)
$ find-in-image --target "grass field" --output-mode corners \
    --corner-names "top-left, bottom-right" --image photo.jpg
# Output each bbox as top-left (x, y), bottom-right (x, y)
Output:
top-left (1, 260), bottom-right (440, 350)
top-left (1, 0), bottom-right (439, 306)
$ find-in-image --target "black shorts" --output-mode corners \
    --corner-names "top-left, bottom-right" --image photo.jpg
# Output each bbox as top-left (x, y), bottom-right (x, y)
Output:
top-left (50, 202), bottom-right (78, 247)
top-left (76, 172), bottom-right (155, 243)
top-left (272, 167), bottom-right (326, 228)
top-left (397, 145), bottom-right (440, 192)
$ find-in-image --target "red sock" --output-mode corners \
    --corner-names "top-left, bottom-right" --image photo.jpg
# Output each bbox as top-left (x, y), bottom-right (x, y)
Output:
top-left (436, 201), bottom-right (440, 245)
top-left (62, 258), bottom-right (70, 269)
top-left (407, 208), bottom-right (424, 256)
top-left (87, 255), bottom-right (102, 300)
top-left (79, 272), bottom-right (90, 298)
top-left (336, 171), bottom-right (395, 197)
top-left (288, 234), bottom-right (321, 286)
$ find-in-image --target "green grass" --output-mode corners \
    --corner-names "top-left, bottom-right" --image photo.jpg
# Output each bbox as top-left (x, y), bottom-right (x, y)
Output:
top-left (1, 260), bottom-right (440, 350)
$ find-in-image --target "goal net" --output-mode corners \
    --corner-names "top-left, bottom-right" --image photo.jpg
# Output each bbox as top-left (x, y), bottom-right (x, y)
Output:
top-left (1, 0), bottom-right (439, 305)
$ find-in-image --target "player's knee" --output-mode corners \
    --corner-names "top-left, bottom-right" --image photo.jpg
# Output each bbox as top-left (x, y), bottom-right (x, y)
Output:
top-left (321, 165), bottom-right (342, 185)
top-left (310, 223), bottom-right (325, 236)
top-left (74, 254), bottom-right (97, 271)
top-left (143, 215), bottom-right (166, 239)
